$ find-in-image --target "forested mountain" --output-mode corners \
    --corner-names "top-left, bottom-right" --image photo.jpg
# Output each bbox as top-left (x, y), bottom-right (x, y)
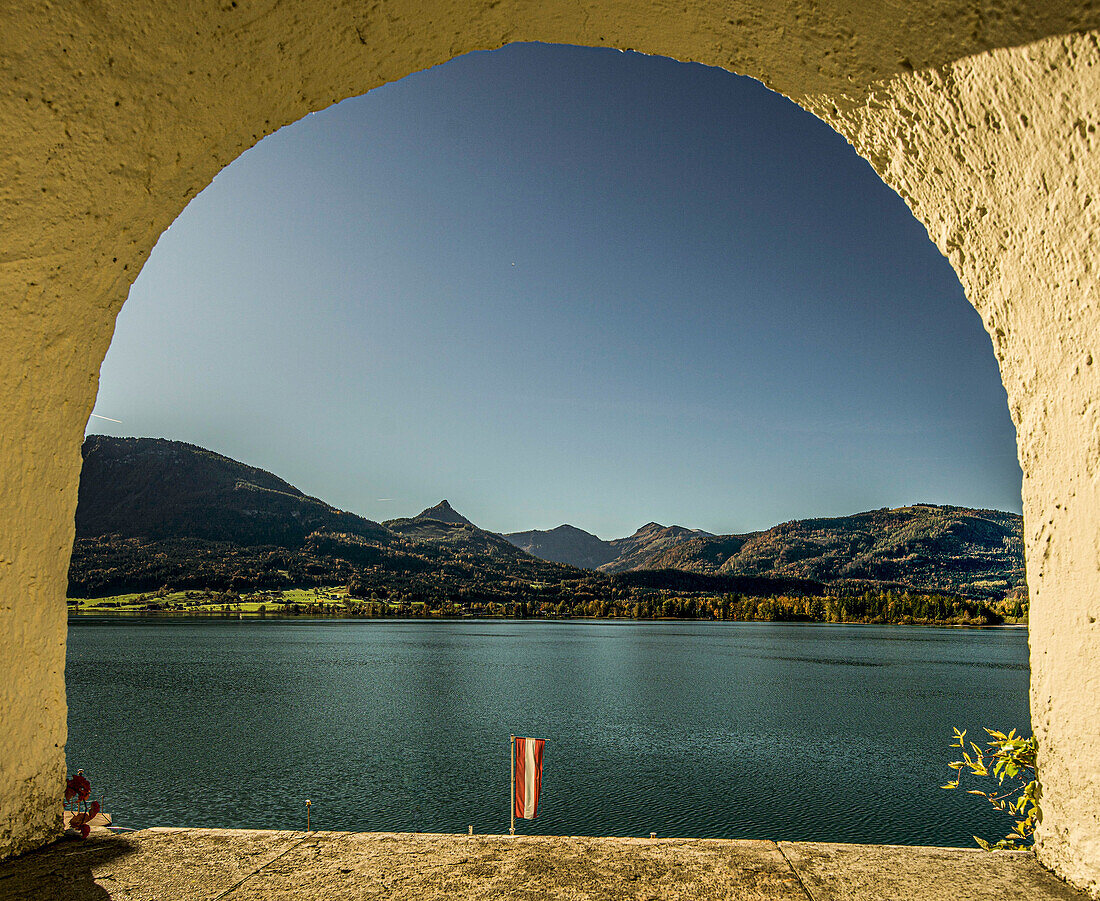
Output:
top-left (642, 506), bottom-right (1024, 597)
top-left (602, 523), bottom-right (716, 573)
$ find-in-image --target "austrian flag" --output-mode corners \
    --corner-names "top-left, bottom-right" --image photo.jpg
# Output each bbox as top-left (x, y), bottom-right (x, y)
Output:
top-left (513, 736), bottom-right (545, 819)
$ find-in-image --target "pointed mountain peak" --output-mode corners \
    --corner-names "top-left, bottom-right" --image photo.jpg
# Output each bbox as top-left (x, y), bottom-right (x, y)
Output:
top-left (550, 524), bottom-right (597, 537)
top-left (415, 500), bottom-right (473, 526)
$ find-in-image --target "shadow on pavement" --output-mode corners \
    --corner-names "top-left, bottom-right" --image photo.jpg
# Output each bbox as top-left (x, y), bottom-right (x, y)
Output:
top-left (0, 833), bottom-right (134, 901)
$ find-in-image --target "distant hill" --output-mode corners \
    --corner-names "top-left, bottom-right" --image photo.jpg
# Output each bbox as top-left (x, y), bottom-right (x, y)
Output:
top-left (75, 436), bottom-right (389, 546)
top-left (502, 524), bottom-right (618, 570)
top-left (500, 522), bottom-right (714, 572)
top-left (505, 505), bottom-right (1024, 599)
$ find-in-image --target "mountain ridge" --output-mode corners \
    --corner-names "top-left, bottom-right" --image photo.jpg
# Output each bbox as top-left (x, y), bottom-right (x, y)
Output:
top-left (70, 436), bottom-right (1024, 603)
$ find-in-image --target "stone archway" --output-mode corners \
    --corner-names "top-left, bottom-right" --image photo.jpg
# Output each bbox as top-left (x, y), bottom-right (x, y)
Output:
top-left (2, 1), bottom-right (1098, 893)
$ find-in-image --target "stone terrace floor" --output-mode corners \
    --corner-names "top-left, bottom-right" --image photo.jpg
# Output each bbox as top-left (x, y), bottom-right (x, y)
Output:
top-left (0, 828), bottom-right (1089, 900)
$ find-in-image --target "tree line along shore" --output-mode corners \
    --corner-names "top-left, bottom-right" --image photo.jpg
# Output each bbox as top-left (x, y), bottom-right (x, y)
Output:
top-left (70, 584), bottom-right (1027, 626)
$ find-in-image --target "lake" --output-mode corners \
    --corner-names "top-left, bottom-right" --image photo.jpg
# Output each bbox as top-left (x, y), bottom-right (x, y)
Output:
top-left (65, 618), bottom-right (1029, 845)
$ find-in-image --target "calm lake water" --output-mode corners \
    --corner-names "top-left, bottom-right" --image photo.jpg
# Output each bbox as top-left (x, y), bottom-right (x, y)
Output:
top-left (66, 618), bottom-right (1029, 845)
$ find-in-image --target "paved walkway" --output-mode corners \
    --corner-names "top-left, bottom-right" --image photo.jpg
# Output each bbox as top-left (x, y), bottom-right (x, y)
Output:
top-left (0, 828), bottom-right (1088, 900)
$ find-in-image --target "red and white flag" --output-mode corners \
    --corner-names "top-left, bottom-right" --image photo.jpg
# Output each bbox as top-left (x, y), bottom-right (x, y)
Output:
top-left (513, 736), bottom-right (545, 819)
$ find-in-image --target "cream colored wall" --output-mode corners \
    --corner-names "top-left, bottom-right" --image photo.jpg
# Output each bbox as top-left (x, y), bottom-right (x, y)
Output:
top-left (821, 37), bottom-right (1100, 892)
top-left (1, 0), bottom-right (1097, 891)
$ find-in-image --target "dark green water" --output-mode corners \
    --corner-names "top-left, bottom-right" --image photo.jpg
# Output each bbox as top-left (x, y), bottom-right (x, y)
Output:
top-left (65, 618), bottom-right (1029, 844)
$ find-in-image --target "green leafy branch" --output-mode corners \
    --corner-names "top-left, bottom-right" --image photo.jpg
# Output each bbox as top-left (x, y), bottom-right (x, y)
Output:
top-left (942, 727), bottom-right (1041, 850)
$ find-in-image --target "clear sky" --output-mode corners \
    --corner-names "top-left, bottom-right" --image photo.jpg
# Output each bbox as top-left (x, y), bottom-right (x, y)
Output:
top-left (88, 42), bottom-right (1022, 539)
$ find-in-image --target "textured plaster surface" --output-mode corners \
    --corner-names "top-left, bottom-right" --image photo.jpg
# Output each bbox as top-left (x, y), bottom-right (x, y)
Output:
top-left (0, 829), bottom-right (1089, 901)
top-left (811, 35), bottom-right (1100, 895)
top-left (2, 0), bottom-right (1099, 891)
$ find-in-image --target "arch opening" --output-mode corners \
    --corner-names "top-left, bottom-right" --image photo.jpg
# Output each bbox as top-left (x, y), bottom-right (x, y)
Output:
top-left (67, 42), bottom-right (1028, 844)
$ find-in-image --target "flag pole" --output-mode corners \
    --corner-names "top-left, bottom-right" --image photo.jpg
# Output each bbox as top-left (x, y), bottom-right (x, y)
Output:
top-left (510, 734), bottom-right (515, 836)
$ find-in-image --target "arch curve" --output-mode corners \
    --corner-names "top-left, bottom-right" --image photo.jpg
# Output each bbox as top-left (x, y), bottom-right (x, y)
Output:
top-left (2, 2), bottom-right (1098, 892)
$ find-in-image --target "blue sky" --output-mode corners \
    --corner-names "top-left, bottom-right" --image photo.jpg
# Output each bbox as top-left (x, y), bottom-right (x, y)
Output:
top-left (89, 43), bottom-right (1021, 538)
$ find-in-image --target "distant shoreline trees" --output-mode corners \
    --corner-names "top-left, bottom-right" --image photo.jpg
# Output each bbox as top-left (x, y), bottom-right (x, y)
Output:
top-left (73, 583), bottom-right (1025, 627)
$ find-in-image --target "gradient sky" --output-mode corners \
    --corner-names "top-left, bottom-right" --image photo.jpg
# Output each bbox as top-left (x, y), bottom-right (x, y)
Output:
top-left (88, 42), bottom-right (1022, 539)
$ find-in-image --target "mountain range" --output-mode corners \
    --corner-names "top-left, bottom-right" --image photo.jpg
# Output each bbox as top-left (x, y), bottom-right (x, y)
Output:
top-left (502, 507), bottom-right (1024, 598)
top-left (69, 436), bottom-right (1025, 603)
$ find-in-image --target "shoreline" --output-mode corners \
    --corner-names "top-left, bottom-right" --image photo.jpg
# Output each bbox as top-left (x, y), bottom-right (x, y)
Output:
top-left (67, 610), bottom-right (1028, 628)
top-left (66, 583), bottom-right (1026, 628)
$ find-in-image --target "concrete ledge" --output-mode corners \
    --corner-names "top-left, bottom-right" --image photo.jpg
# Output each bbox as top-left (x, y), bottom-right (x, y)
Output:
top-left (777, 841), bottom-right (1086, 901)
top-left (0, 828), bottom-right (1087, 900)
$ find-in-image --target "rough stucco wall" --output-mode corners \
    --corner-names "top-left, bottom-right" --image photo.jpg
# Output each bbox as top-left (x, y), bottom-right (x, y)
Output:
top-left (814, 35), bottom-right (1100, 894)
top-left (1, 0), bottom-right (1097, 891)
